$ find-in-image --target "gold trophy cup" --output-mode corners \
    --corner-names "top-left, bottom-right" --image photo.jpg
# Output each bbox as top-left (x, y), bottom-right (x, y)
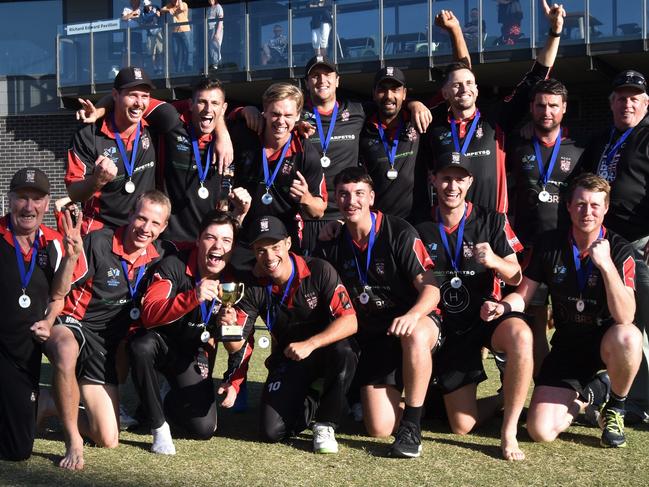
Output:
top-left (217, 282), bottom-right (245, 341)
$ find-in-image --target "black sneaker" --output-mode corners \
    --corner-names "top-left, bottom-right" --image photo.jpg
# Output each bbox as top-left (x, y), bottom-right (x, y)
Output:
top-left (599, 405), bottom-right (627, 448)
top-left (584, 371), bottom-right (611, 426)
top-left (388, 420), bottom-right (422, 458)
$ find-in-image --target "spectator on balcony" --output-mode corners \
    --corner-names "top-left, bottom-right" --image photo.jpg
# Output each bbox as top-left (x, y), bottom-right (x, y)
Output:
top-left (208, 0), bottom-right (224, 71)
top-left (494, 0), bottom-right (523, 46)
top-left (309, 0), bottom-right (333, 57)
top-left (122, 0), bottom-right (145, 66)
top-left (139, 0), bottom-right (163, 75)
top-left (262, 24), bottom-right (288, 66)
top-left (463, 8), bottom-right (486, 46)
top-left (161, 0), bottom-right (191, 73)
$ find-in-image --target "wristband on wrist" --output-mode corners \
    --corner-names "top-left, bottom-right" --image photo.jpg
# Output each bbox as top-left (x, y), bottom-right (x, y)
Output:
top-left (548, 29), bottom-right (561, 38)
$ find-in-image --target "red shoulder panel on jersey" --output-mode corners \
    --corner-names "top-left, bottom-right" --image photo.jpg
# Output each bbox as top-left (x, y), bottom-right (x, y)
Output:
top-left (503, 215), bottom-right (523, 253)
top-left (329, 283), bottom-right (356, 318)
top-left (623, 256), bottom-right (636, 290)
top-left (413, 238), bottom-right (435, 271)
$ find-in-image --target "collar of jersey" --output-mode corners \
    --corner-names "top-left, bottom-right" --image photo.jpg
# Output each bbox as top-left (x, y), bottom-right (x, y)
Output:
top-left (100, 114), bottom-right (149, 144)
top-left (258, 130), bottom-right (301, 161)
top-left (305, 98), bottom-right (341, 116)
top-left (263, 252), bottom-right (310, 298)
top-left (347, 210), bottom-right (384, 252)
top-left (432, 202), bottom-right (474, 234)
top-left (368, 110), bottom-right (410, 134)
top-left (0, 215), bottom-right (50, 258)
top-left (180, 110), bottom-right (216, 148)
top-left (568, 225), bottom-right (607, 258)
top-left (112, 226), bottom-right (159, 266)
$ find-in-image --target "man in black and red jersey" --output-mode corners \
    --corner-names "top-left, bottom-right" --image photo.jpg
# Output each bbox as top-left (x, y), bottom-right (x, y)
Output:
top-left (129, 210), bottom-right (253, 455)
top-left (426, 1), bottom-right (565, 214)
top-left (66, 67), bottom-right (159, 235)
top-left (231, 215), bottom-right (357, 454)
top-left (579, 70), bottom-right (649, 422)
top-left (318, 167), bottom-right (440, 458)
top-left (416, 152), bottom-right (530, 461)
top-left (0, 168), bottom-right (81, 462)
top-left (506, 78), bottom-right (583, 375)
top-left (483, 173), bottom-right (641, 449)
top-left (229, 82), bottom-right (327, 253)
top-left (42, 190), bottom-right (175, 470)
top-left (359, 67), bottom-right (431, 224)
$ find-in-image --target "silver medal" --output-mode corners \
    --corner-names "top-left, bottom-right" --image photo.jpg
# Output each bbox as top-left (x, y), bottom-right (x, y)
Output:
top-left (198, 185), bottom-right (209, 199)
top-left (18, 294), bottom-right (31, 309)
top-left (450, 276), bottom-right (462, 289)
top-left (200, 330), bottom-right (211, 343)
top-left (130, 308), bottom-right (141, 320)
top-left (359, 292), bottom-right (370, 305)
top-left (124, 179), bottom-right (136, 194)
top-left (386, 169), bottom-right (398, 180)
top-left (258, 336), bottom-right (270, 349)
top-left (576, 299), bottom-right (585, 312)
top-left (320, 155), bottom-right (331, 168)
top-left (261, 191), bottom-right (273, 205)
top-left (538, 190), bottom-right (551, 202)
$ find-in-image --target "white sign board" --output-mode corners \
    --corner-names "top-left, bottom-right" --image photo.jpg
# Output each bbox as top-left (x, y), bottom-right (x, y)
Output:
top-left (65, 19), bottom-right (122, 36)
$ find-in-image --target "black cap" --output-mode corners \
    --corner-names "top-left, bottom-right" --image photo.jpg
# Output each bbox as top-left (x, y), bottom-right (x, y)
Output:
top-left (249, 216), bottom-right (289, 244)
top-left (612, 70), bottom-right (647, 93)
top-left (305, 55), bottom-right (337, 76)
top-left (10, 168), bottom-right (50, 195)
top-left (434, 151), bottom-right (472, 175)
top-left (373, 66), bottom-right (406, 88)
top-left (114, 66), bottom-right (155, 91)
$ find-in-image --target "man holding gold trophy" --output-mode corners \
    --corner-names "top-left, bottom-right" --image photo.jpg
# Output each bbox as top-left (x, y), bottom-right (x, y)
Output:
top-left (129, 210), bottom-right (254, 455)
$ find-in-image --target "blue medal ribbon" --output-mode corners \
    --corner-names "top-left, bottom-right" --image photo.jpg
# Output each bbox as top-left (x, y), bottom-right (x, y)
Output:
top-left (571, 228), bottom-right (603, 296)
top-left (533, 128), bottom-right (562, 189)
top-left (346, 212), bottom-right (377, 287)
top-left (111, 115), bottom-right (141, 181)
top-left (262, 133), bottom-right (293, 193)
top-left (450, 110), bottom-right (481, 155)
top-left (120, 260), bottom-right (147, 303)
top-left (8, 221), bottom-right (40, 294)
top-left (437, 204), bottom-right (467, 275)
top-left (313, 102), bottom-right (338, 156)
top-left (377, 119), bottom-right (403, 171)
top-left (603, 126), bottom-right (634, 167)
top-left (195, 274), bottom-right (219, 326)
top-left (265, 255), bottom-right (296, 332)
top-left (188, 124), bottom-right (214, 186)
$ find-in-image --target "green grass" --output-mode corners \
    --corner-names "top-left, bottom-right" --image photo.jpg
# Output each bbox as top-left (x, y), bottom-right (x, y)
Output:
top-left (2, 329), bottom-right (648, 487)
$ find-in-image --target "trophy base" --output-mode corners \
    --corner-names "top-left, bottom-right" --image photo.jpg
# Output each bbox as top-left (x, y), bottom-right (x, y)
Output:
top-left (220, 325), bottom-right (243, 342)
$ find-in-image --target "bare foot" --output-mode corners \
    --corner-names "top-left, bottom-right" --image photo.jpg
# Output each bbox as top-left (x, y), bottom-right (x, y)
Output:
top-left (501, 436), bottom-right (525, 461)
top-left (59, 437), bottom-right (85, 470)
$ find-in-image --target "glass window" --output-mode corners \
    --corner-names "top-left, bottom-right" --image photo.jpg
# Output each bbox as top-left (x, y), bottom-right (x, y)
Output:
top-left (590, 0), bottom-right (643, 41)
top-left (249, 0), bottom-right (290, 69)
top-left (220, 2), bottom-right (246, 72)
top-left (292, 0), bottom-right (334, 68)
top-left (429, 0), bottom-right (472, 57)
top-left (337, 0), bottom-right (379, 64)
top-left (483, 0), bottom-right (532, 51)
top-left (0, 1), bottom-right (62, 76)
top-left (383, 0), bottom-right (429, 59)
top-left (535, 0), bottom-right (585, 45)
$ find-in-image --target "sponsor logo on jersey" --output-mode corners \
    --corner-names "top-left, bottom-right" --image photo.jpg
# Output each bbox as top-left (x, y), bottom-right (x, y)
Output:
top-left (107, 267), bottom-right (121, 287)
top-left (464, 149), bottom-right (491, 158)
top-left (552, 265), bottom-right (567, 283)
top-left (587, 273), bottom-right (599, 287)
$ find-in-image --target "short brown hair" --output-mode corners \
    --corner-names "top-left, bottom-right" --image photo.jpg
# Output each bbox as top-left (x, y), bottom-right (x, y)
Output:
top-left (262, 82), bottom-right (304, 113)
top-left (198, 209), bottom-right (240, 239)
top-left (135, 189), bottom-right (172, 222)
top-left (333, 166), bottom-right (374, 191)
top-left (192, 77), bottom-right (226, 102)
top-left (566, 173), bottom-right (611, 205)
top-left (530, 78), bottom-right (568, 102)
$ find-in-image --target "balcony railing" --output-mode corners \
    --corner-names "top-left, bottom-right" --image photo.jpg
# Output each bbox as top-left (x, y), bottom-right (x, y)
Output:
top-left (56, 0), bottom-right (649, 94)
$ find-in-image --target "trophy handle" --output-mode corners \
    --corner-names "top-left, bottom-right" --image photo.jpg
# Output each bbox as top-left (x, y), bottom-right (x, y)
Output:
top-left (234, 282), bottom-right (245, 305)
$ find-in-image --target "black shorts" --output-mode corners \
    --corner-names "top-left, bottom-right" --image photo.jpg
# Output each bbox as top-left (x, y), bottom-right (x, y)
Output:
top-left (535, 323), bottom-right (611, 399)
top-left (434, 312), bottom-right (530, 394)
top-left (356, 312), bottom-right (442, 391)
top-left (57, 316), bottom-right (120, 386)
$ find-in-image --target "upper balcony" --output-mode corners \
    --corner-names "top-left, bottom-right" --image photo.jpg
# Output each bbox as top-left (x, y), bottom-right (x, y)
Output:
top-left (56, 0), bottom-right (649, 102)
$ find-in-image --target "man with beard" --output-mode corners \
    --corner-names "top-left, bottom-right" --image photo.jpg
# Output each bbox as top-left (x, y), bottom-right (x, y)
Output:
top-left (483, 173), bottom-right (641, 449)
top-left (506, 78), bottom-right (583, 375)
top-left (130, 210), bottom-right (252, 454)
top-left (359, 67), bottom-right (431, 224)
top-left (427, 1), bottom-right (565, 214)
top-left (42, 190), bottom-right (175, 470)
top-left (416, 152), bottom-right (530, 461)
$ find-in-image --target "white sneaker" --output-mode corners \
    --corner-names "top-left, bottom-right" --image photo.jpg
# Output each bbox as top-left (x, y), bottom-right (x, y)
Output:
top-left (119, 404), bottom-right (139, 431)
top-left (312, 422), bottom-right (338, 454)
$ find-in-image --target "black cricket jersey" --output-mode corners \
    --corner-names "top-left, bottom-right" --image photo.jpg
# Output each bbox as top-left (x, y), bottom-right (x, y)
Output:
top-left (416, 203), bottom-right (523, 334)
top-left (579, 116), bottom-right (649, 241)
top-left (66, 116), bottom-right (157, 234)
top-left (144, 98), bottom-right (230, 242)
top-left (507, 131), bottom-right (583, 246)
top-left (0, 217), bottom-right (63, 380)
top-left (524, 227), bottom-right (636, 345)
top-left (318, 212), bottom-right (434, 338)
top-left (229, 118), bottom-right (327, 245)
top-left (359, 110), bottom-right (431, 224)
top-left (236, 253), bottom-right (355, 355)
top-left (62, 226), bottom-right (176, 344)
top-left (302, 99), bottom-right (366, 220)
top-left (140, 248), bottom-right (254, 392)
top-left (426, 62), bottom-right (551, 213)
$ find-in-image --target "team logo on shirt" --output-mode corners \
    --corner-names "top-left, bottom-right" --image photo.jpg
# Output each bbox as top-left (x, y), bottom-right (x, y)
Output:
top-left (141, 134), bottom-right (150, 150)
top-left (102, 146), bottom-right (118, 163)
top-left (560, 157), bottom-right (571, 172)
top-left (305, 292), bottom-right (318, 309)
top-left (552, 265), bottom-right (567, 283)
top-left (521, 154), bottom-right (535, 171)
top-left (439, 131), bottom-right (452, 145)
top-left (281, 161), bottom-right (294, 175)
top-left (406, 125), bottom-right (418, 141)
top-left (475, 126), bottom-right (484, 139)
top-left (587, 273), bottom-right (599, 287)
top-left (37, 248), bottom-right (49, 268)
top-left (107, 267), bottom-right (121, 287)
top-left (340, 109), bottom-right (350, 121)
top-left (462, 242), bottom-right (474, 258)
top-left (375, 261), bottom-right (385, 276)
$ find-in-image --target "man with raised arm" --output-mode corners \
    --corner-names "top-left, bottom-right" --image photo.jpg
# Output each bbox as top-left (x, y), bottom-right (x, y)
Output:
top-left (483, 173), bottom-right (641, 448)
top-left (416, 152), bottom-right (530, 461)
